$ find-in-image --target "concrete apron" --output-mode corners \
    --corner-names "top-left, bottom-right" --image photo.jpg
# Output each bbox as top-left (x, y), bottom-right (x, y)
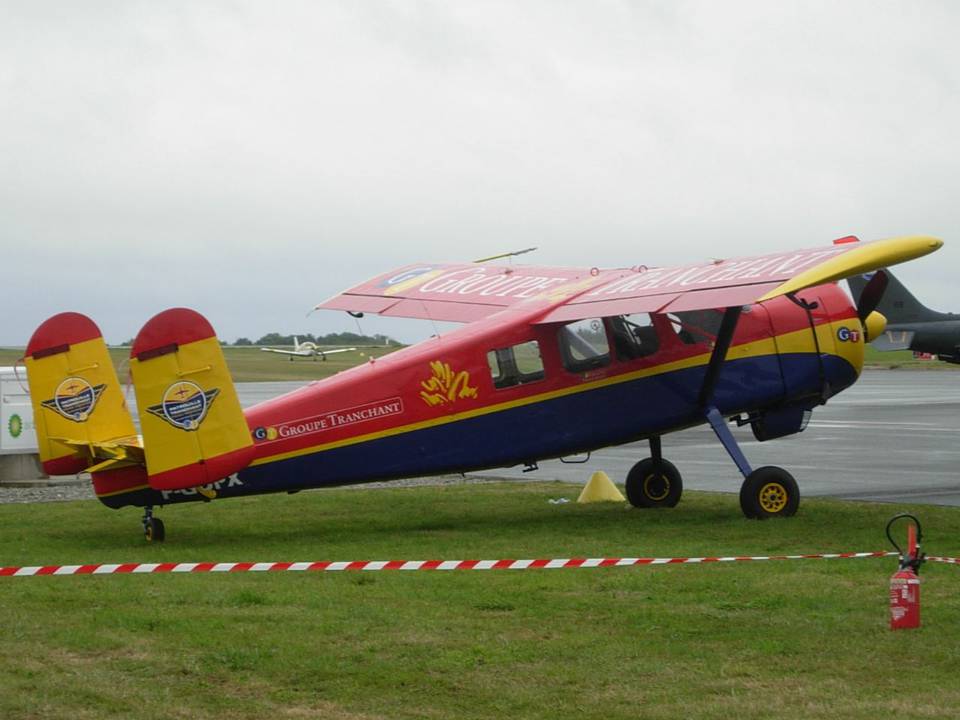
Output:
top-left (0, 453), bottom-right (64, 486)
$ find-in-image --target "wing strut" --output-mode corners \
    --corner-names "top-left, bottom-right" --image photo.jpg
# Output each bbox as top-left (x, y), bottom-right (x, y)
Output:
top-left (786, 293), bottom-right (830, 403)
top-left (697, 305), bottom-right (754, 478)
top-left (697, 306), bottom-right (743, 409)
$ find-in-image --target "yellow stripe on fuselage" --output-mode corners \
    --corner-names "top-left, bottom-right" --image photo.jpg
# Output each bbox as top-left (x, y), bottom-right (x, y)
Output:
top-left (250, 319), bottom-right (863, 469)
top-left (96, 483), bottom-right (151, 498)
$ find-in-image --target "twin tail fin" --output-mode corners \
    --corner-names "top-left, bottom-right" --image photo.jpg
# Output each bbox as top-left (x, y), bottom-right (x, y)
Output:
top-left (24, 309), bottom-right (254, 493)
top-left (25, 313), bottom-right (138, 476)
top-left (130, 308), bottom-right (254, 491)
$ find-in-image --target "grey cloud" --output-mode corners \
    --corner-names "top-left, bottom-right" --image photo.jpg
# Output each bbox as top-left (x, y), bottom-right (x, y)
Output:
top-left (1, 0), bottom-right (957, 344)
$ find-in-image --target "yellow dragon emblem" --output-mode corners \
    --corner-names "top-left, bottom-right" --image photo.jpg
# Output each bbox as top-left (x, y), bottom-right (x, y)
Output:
top-left (419, 361), bottom-right (478, 407)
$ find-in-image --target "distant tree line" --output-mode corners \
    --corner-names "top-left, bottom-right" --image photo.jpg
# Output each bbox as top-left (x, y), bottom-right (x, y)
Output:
top-left (119, 332), bottom-right (398, 347)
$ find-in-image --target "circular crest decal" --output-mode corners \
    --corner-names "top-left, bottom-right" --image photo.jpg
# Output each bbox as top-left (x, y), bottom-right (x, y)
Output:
top-left (161, 381), bottom-right (210, 430)
top-left (53, 377), bottom-right (97, 421)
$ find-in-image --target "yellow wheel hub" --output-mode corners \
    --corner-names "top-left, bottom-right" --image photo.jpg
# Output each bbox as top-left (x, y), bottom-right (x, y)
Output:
top-left (644, 474), bottom-right (670, 502)
top-left (758, 482), bottom-right (788, 513)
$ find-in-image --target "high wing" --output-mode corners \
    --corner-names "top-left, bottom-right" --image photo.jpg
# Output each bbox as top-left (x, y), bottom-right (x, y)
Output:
top-left (314, 263), bottom-right (628, 322)
top-left (315, 236), bottom-right (942, 323)
top-left (261, 347), bottom-right (311, 356)
top-left (536, 235), bottom-right (942, 323)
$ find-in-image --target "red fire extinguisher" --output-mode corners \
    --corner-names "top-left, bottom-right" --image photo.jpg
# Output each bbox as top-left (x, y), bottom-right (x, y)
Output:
top-left (886, 513), bottom-right (926, 630)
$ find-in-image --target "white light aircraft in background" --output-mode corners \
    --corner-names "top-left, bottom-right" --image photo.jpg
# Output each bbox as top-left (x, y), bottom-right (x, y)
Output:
top-left (260, 338), bottom-right (357, 361)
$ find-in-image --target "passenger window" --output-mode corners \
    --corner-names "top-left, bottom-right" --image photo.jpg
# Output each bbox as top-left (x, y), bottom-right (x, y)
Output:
top-left (559, 319), bottom-right (610, 372)
top-left (487, 341), bottom-right (545, 389)
top-left (668, 310), bottom-right (722, 346)
top-left (609, 314), bottom-right (660, 360)
top-left (487, 350), bottom-right (506, 387)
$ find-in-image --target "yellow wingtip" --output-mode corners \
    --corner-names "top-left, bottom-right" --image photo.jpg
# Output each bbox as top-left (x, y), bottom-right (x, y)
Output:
top-left (757, 235), bottom-right (943, 302)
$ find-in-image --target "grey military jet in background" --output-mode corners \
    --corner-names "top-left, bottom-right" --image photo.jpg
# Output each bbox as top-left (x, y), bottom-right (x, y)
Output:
top-left (848, 270), bottom-right (960, 364)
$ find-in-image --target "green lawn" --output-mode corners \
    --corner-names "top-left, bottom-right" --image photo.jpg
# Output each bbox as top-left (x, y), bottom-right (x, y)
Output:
top-left (1, 483), bottom-right (959, 719)
top-left (863, 346), bottom-right (955, 369)
top-left (0, 346), bottom-right (398, 383)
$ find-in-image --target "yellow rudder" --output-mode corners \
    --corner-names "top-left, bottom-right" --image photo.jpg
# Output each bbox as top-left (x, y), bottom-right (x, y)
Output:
top-left (24, 312), bottom-right (137, 475)
top-left (129, 308), bottom-right (254, 491)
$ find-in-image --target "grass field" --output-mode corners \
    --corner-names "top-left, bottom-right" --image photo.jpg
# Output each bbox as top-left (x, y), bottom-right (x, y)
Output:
top-left (1, 483), bottom-right (959, 719)
top-left (0, 346), bottom-right (398, 383)
top-left (862, 346), bottom-right (956, 369)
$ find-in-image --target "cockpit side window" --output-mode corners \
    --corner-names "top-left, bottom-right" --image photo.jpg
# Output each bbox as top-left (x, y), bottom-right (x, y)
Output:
top-left (487, 340), bottom-right (545, 389)
top-left (558, 319), bottom-right (610, 373)
top-left (668, 310), bottom-right (723, 346)
top-left (609, 314), bottom-right (660, 360)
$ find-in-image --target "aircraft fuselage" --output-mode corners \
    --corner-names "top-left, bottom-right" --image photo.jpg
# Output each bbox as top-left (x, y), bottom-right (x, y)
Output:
top-left (889, 320), bottom-right (960, 358)
top-left (94, 283), bottom-right (865, 508)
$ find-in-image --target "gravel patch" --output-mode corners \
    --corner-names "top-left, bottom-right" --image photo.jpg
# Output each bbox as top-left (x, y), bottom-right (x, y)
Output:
top-left (0, 474), bottom-right (529, 504)
top-left (0, 481), bottom-right (95, 504)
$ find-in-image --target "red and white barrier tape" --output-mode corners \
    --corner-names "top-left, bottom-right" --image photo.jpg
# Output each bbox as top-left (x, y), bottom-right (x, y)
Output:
top-left (0, 551), bottom-right (898, 578)
top-left (927, 556), bottom-right (960, 565)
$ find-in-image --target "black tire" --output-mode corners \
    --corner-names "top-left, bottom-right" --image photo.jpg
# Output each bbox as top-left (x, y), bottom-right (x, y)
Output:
top-left (625, 458), bottom-right (683, 508)
top-left (145, 517), bottom-right (166, 543)
top-left (739, 466), bottom-right (799, 519)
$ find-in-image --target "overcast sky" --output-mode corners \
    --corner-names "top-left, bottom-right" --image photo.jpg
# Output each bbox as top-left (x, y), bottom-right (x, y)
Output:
top-left (1, 1), bottom-right (958, 345)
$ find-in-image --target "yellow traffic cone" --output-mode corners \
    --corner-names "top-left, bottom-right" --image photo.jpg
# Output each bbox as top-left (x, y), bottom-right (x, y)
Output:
top-left (577, 471), bottom-right (625, 503)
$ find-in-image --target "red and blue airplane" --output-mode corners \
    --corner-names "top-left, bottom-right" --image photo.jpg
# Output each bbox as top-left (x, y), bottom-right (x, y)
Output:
top-left (23, 234), bottom-right (942, 540)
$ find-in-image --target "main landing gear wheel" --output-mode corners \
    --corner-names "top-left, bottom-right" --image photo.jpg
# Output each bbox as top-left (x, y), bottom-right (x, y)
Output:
top-left (625, 458), bottom-right (683, 508)
top-left (739, 466), bottom-right (800, 519)
top-left (142, 506), bottom-right (165, 542)
top-left (144, 517), bottom-right (165, 542)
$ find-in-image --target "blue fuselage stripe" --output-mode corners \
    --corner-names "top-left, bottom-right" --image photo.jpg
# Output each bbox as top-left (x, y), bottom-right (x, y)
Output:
top-left (100, 353), bottom-right (857, 508)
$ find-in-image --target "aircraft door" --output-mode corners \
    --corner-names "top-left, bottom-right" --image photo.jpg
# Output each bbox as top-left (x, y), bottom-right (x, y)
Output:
top-left (730, 303), bottom-right (787, 404)
top-left (766, 292), bottom-right (836, 402)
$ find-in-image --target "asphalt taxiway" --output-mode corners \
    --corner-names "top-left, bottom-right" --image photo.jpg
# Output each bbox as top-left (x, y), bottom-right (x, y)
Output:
top-left (235, 369), bottom-right (960, 507)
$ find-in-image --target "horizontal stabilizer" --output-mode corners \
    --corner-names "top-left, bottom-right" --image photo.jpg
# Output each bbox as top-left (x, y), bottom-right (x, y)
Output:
top-left (25, 313), bottom-right (138, 475)
top-left (872, 330), bottom-right (915, 351)
top-left (130, 308), bottom-right (254, 491)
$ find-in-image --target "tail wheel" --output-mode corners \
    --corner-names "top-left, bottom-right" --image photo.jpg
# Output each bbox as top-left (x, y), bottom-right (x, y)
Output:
top-left (740, 466), bottom-right (800, 519)
top-left (145, 517), bottom-right (166, 543)
top-left (626, 458), bottom-right (683, 508)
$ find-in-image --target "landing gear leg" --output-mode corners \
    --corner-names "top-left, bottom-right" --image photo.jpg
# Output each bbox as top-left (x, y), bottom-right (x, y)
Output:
top-left (142, 506), bottom-right (166, 543)
top-left (625, 436), bottom-right (683, 508)
top-left (695, 305), bottom-right (802, 518)
top-left (705, 407), bottom-right (800, 519)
